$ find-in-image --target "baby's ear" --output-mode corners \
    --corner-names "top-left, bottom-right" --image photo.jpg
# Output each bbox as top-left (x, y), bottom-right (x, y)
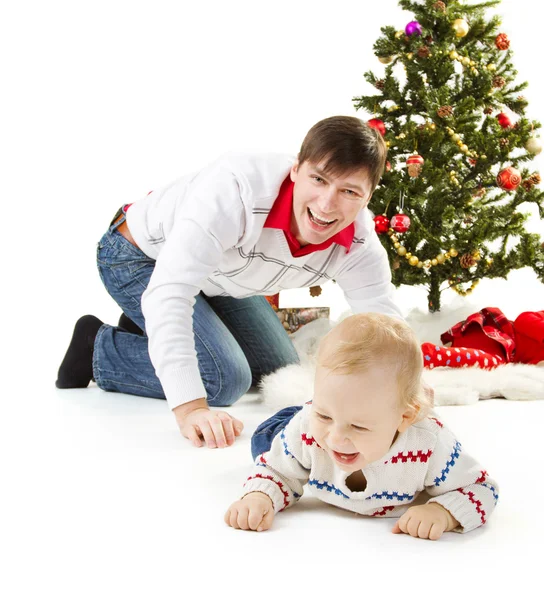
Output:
top-left (397, 405), bottom-right (420, 433)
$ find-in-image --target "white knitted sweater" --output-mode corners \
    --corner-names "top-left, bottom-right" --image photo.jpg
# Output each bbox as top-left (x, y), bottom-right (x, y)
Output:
top-left (125, 152), bottom-right (402, 409)
top-left (243, 403), bottom-right (499, 533)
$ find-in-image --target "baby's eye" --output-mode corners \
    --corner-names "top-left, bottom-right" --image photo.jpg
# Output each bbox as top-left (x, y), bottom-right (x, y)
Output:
top-left (316, 413), bottom-right (331, 421)
top-left (352, 425), bottom-right (369, 431)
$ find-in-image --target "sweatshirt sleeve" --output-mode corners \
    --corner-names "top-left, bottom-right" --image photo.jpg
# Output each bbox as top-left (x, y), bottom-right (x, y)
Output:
top-left (334, 230), bottom-right (404, 321)
top-left (424, 424), bottom-right (499, 533)
top-left (242, 409), bottom-right (312, 513)
top-left (141, 165), bottom-right (247, 409)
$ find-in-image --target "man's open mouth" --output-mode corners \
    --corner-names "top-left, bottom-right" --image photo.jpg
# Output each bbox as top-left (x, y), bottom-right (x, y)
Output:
top-left (307, 207), bottom-right (337, 228)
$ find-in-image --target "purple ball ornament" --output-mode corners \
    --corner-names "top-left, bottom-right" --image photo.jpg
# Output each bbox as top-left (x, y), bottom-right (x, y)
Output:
top-left (405, 20), bottom-right (422, 36)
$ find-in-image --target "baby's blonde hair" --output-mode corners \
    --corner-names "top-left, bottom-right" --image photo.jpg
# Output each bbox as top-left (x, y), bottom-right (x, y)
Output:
top-left (316, 313), bottom-right (432, 420)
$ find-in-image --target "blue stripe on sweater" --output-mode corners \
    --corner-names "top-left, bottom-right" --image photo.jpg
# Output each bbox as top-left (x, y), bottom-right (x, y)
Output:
top-left (434, 441), bottom-right (462, 486)
top-left (366, 491), bottom-right (414, 502)
top-left (308, 479), bottom-right (349, 499)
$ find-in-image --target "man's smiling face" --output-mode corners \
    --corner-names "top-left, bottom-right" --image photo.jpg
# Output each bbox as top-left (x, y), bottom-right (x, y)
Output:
top-left (289, 159), bottom-right (373, 246)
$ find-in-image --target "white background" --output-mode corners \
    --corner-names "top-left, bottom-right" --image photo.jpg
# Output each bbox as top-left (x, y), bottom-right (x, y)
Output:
top-left (2, 1), bottom-right (543, 598)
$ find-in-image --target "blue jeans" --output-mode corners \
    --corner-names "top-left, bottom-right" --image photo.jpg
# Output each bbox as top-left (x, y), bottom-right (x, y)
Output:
top-left (251, 406), bottom-right (303, 460)
top-left (93, 209), bottom-right (299, 406)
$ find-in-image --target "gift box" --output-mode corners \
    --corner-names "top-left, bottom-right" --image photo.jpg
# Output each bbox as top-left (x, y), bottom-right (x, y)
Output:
top-left (275, 307), bottom-right (330, 336)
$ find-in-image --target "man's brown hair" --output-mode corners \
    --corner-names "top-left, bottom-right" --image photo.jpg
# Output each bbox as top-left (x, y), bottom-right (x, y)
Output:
top-left (298, 116), bottom-right (387, 192)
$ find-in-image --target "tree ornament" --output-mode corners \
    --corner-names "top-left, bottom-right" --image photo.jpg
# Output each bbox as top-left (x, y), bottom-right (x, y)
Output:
top-left (392, 259), bottom-right (401, 270)
top-left (373, 214), bottom-right (390, 234)
top-left (378, 55), bottom-right (394, 64)
top-left (385, 161), bottom-right (392, 172)
top-left (406, 153), bottom-right (424, 177)
top-left (432, 1), bottom-right (446, 13)
top-left (309, 286), bottom-right (322, 297)
top-left (526, 136), bottom-right (543, 155)
top-left (492, 75), bottom-right (506, 88)
top-left (452, 18), bottom-right (469, 37)
top-left (391, 214), bottom-right (411, 233)
top-left (496, 166), bottom-right (521, 191)
top-left (529, 173), bottom-right (542, 186)
top-left (375, 79), bottom-right (385, 90)
top-left (460, 253), bottom-right (477, 269)
top-left (417, 46), bottom-right (431, 58)
top-left (499, 138), bottom-right (509, 148)
top-left (495, 33), bottom-right (510, 50)
top-left (497, 112), bottom-right (512, 129)
top-left (367, 118), bottom-right (386, 136)
top-left (405, 21), bottom-right (423, 36)
top-left (483, 106), bottom-right (493, 115)
top-left (437, 105), bottom-right (453, 118)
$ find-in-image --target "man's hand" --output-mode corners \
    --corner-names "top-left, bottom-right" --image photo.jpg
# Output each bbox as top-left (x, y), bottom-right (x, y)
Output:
top-left (173, 398), bottom-right (244, 448)
top-left (392, 503), bottom-right (459, 540)
top-left (224, 492), bottom-right (275, 532)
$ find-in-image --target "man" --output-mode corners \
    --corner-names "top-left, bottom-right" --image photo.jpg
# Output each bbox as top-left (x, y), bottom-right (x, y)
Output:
top-left (57, 115), bottom-right (403, 450)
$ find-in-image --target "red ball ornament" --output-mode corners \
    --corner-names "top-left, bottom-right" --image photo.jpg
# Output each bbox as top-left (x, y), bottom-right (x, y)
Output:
top-left (497, 112), bottom-right (512, 129)
top-left (385, 161), bottom-right (392, 172)
top-left (390, 213), bottom-right (411, 233)
top-left (374, 214), bottom-right (390, 234)
top-left (496, 166), bottom-right (521, 191)
top-left (406, 153), bottom-right (424, 177)
top-left (495, 33), bottom-right (510, 50)
top-left (368, 118), bottom-right (386, 136)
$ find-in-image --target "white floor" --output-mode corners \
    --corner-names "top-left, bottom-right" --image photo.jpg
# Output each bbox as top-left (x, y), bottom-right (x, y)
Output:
top-left (3, 373), bottom-right (544, 598)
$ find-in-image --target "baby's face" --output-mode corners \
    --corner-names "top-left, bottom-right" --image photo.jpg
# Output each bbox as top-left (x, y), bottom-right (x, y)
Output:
top-left (310, 365), bottom-right (407, 472)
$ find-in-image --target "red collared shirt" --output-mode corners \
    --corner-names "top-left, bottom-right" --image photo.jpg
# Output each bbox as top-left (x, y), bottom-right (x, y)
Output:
top-left (264, 176), bottom-right (354, 257)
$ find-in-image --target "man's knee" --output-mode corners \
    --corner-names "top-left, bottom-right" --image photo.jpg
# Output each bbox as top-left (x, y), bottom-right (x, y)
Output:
top-left (207, 355), bottom-right (252, 407)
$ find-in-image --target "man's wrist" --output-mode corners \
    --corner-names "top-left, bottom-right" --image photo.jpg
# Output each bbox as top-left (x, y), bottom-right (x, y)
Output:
top-left (172, 397), bottom-right (208, 421)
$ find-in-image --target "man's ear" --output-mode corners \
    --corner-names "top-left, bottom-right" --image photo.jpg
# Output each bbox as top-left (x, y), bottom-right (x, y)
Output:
top-left (290, 159), bottom-right (300, 182)
top-left (397, 405), bottom-right (420, 433)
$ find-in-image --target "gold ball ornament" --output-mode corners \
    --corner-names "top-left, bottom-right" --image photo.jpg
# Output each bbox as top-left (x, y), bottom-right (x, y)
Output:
top-left (397, 247), bottom-right (407, 256)
top-left (526, 137), bottom-right (543, 155)
top-left (409, 256), bottom-right (419, 266)
top-left (450, 248), bottom-right (458, 257)
top-left (452, 18), bottom-right (469, 38)
top-left (378, 55), bottom-right (394, 64)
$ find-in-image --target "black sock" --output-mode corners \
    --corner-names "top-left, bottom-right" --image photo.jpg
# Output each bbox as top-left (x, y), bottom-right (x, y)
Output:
top-left (118, 313), bottom-right (144, 336)
top-left (56, 315), bottom-right (104, 389)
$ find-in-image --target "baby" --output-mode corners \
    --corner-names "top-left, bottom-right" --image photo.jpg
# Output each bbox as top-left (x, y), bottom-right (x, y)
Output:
top-left (225, 313), bottom-right (499, 540)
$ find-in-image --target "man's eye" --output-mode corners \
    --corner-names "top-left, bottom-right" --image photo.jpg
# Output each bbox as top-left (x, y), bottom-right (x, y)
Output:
top-left (344, 189), bottom-right (356, 195)
top-left (312, 176), bottom-right (324, 183)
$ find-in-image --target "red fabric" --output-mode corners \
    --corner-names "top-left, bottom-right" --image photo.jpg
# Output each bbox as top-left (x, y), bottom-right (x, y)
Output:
top-left (440, 307), bottom-right (516, 362)
top-left (264, 176), bottom-right (354, 257)
top-left (421, 342), bottom-right (505, 370)
top-left (425, 306), bottom-right (544, 369)
top-left (512, 311), bottom-right (544, 364)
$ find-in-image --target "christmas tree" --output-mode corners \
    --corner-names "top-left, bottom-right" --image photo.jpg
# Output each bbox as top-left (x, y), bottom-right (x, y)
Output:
top-left (353, 0), bottom-right (544, 311)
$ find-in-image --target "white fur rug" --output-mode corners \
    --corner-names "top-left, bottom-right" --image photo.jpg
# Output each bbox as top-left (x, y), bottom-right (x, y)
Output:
top-left (260, 306), bottom-right (544, 409)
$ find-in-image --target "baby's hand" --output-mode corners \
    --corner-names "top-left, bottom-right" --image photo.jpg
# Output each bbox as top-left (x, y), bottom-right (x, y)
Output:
top-left (392, 503), bottom-right (459, 540)
top-left (224, 492), bottom-right (275, 532)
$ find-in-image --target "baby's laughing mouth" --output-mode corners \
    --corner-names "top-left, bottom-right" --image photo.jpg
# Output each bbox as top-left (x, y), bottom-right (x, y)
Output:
top-left (331, 450), bottom-right (360, 465)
